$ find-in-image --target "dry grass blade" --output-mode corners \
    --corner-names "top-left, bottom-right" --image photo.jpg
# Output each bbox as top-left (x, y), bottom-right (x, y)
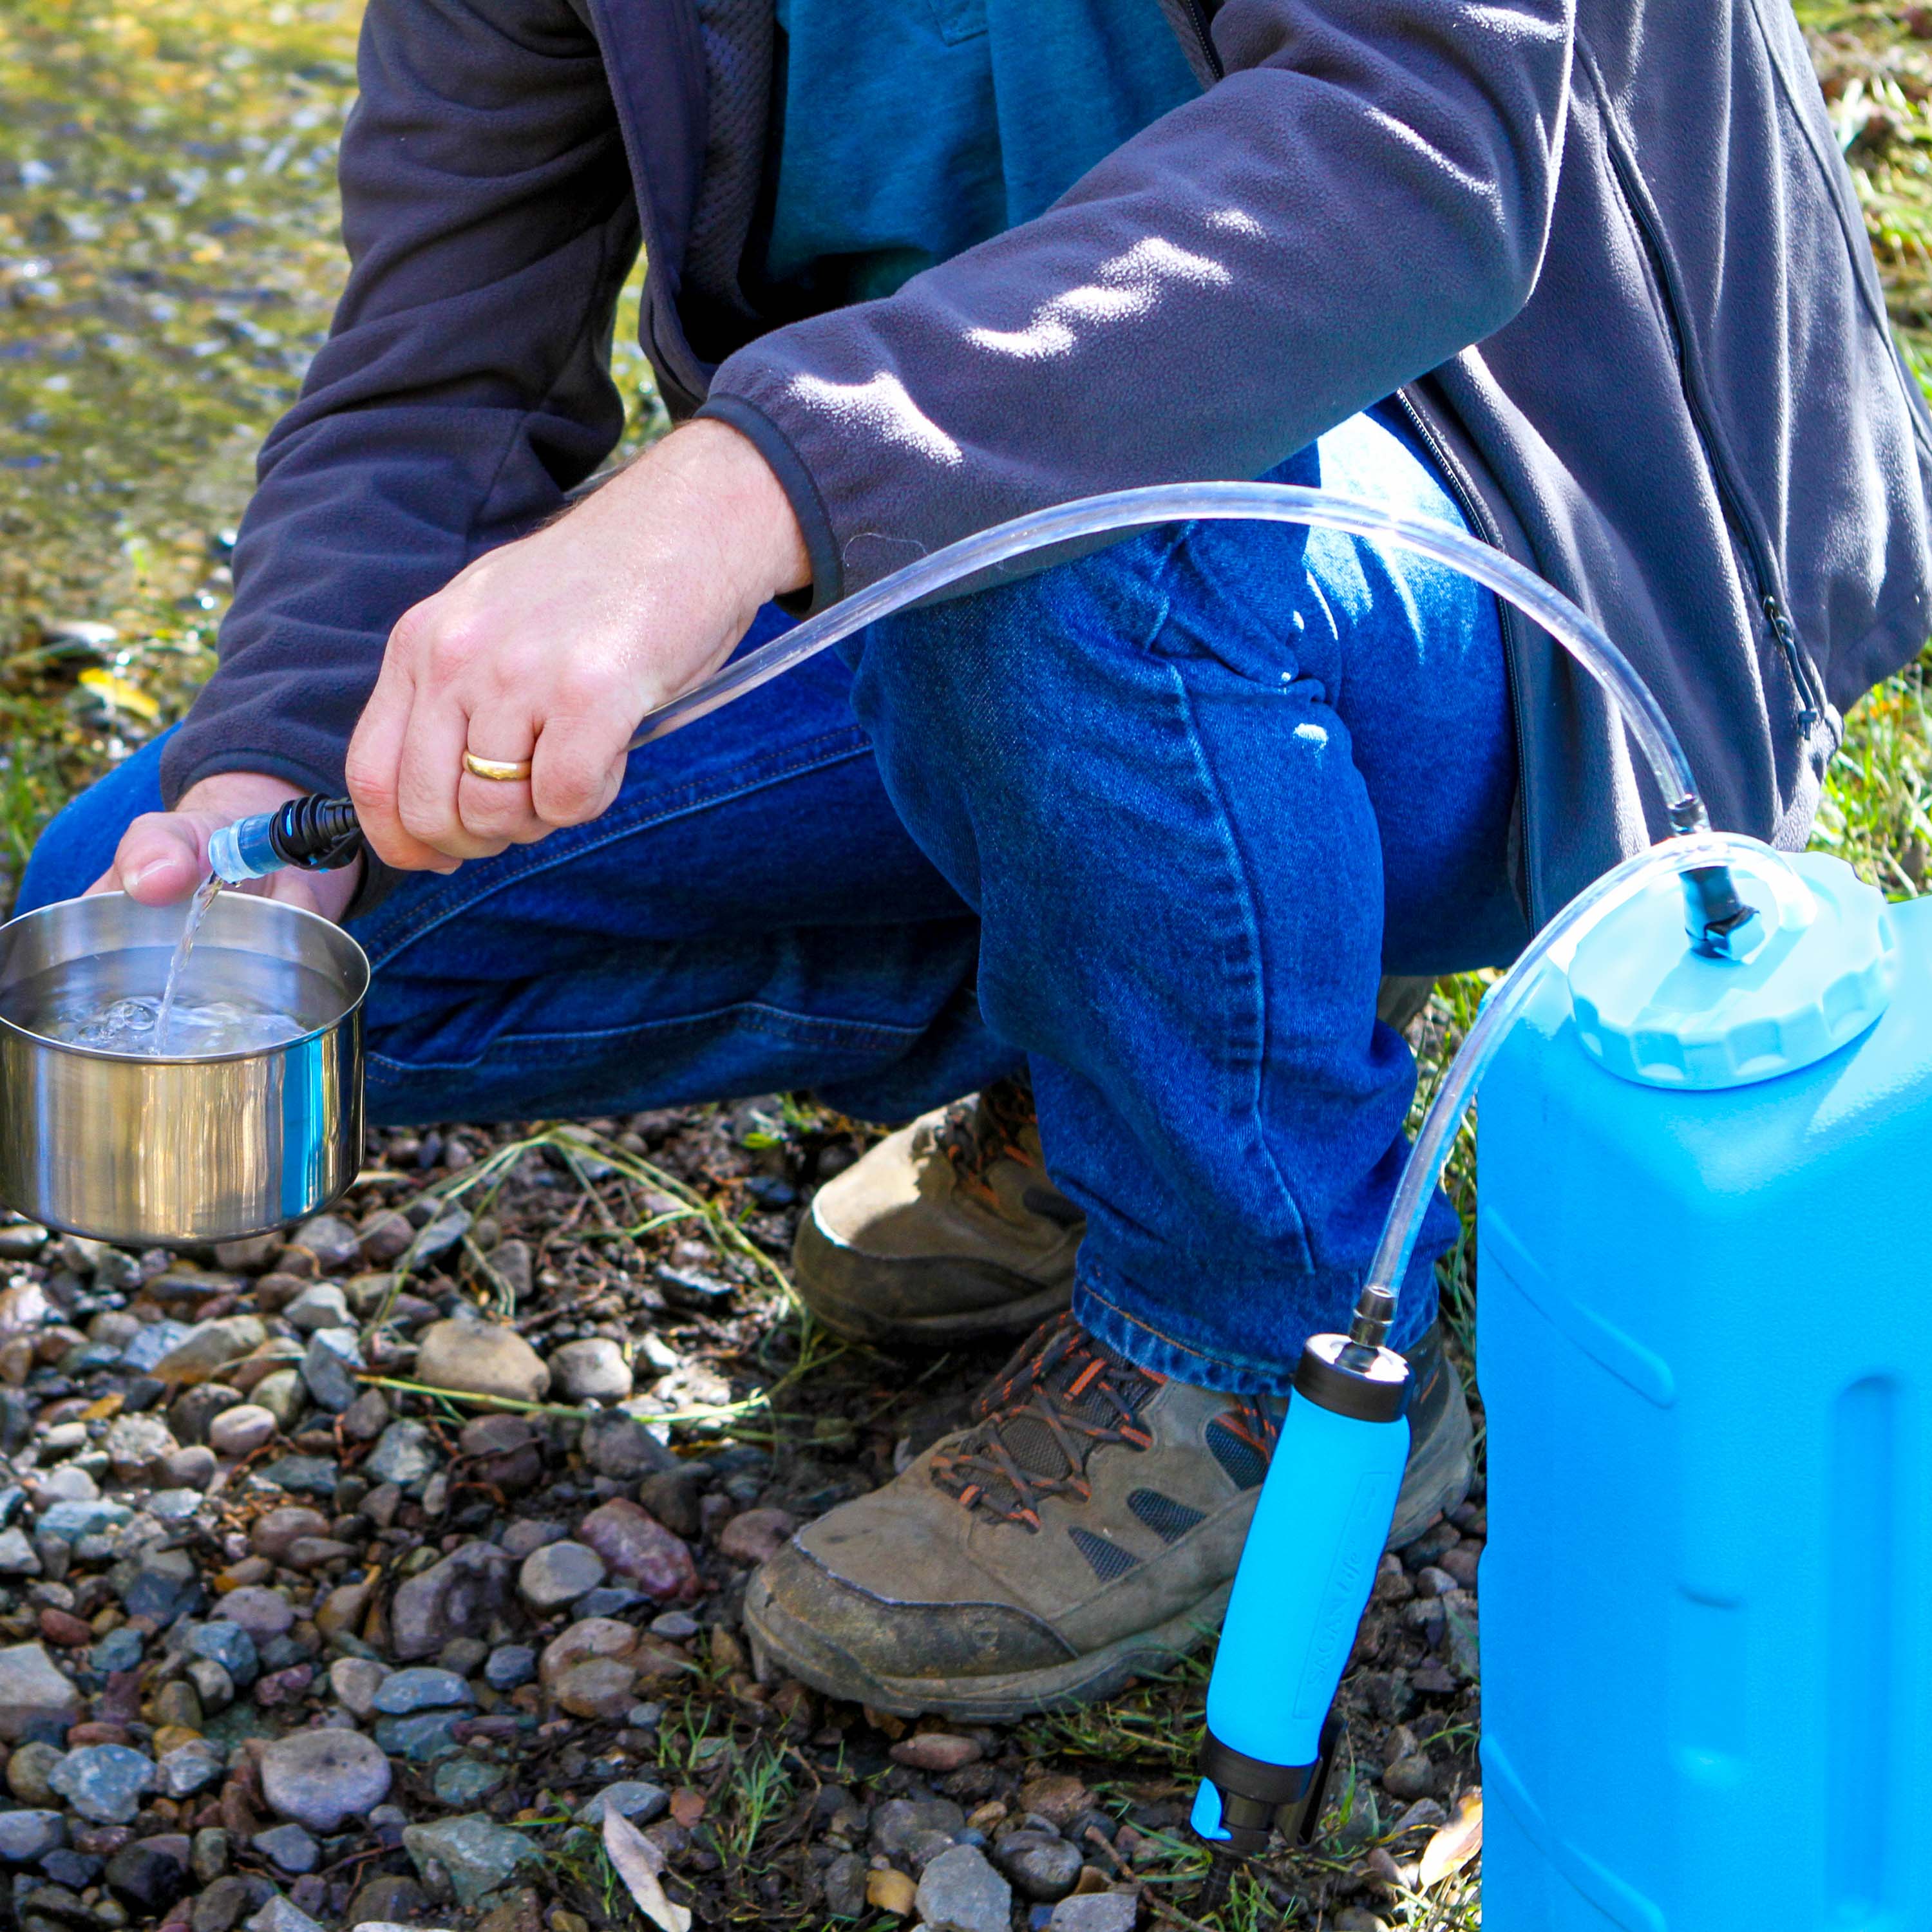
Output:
top-left (1417, 1787), bottom-right (1483, 1890)
top-left (602, 1807), bottom-right (692, 1932)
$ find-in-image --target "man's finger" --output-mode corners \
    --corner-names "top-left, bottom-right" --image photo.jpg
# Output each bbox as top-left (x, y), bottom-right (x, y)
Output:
top-left (109, 813), bottom-right (210, 904)
top-left (529, 710), bottom-right (630, 829)
top-left (457, 719), bottom-right (546, 844)
top-left (346, 656), bottom-right (459, 873)
top-left (394, 694), bottom-right (511, 861)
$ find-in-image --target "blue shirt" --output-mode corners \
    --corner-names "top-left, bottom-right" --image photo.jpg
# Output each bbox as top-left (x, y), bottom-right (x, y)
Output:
top-left (764, 0), bottom-right (1200, 308)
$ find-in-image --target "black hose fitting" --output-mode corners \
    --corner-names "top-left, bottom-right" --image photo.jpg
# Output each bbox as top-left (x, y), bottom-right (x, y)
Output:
top-left (266, 794), bottom-right (364, 872)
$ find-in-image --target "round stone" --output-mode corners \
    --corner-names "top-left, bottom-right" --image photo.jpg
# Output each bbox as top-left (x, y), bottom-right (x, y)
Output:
top-left (259, 1728), bottom-right (392, 1832)
top-left (412, 1320), bottom-right (550, 1403)
top-left (551, 1656), bottom-right (638, 1719)
top-left (517, 1540), bottom-right (606, 1611)
top-left (251, 1506), bottom-right (330, 1562)
top-left (545, 1338), bottom-right (632, 1402)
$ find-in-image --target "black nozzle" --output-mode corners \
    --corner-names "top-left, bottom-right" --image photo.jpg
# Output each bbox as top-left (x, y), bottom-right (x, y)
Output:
top-left (1198, 1718), bottom-right (1342, 1858)
top-left (1682, 863), bottom-right (1759, 961)
top-left (268, 794), bottom-right (364, 872)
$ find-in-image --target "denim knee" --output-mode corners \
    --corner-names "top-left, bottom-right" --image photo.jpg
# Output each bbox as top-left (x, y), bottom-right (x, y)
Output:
top-left (15, 734), bottom-right (171, 914)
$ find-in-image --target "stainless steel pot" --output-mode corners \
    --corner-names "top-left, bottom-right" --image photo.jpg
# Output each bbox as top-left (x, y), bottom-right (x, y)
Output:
top-left (0, 891), bottom-right (366, 1245)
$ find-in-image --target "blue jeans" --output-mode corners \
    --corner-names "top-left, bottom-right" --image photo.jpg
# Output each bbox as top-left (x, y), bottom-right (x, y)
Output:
top-left (21, 407), bottom-right (1524, 1393)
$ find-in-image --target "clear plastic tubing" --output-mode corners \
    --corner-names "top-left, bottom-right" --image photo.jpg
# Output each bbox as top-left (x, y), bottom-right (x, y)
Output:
top-left (631, 475), bottom-right (1747, 1339)
top-left (631, 480), bottom-right (1709, 835)
top-left (1361, 829), bottom-right (1804, 1301)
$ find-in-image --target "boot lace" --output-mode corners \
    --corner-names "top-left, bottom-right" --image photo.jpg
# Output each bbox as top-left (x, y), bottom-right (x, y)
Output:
top-left (930, 1314), bottom-right (1164, 1531)
top-left (928, 1075), bottom-right (1043, 1202)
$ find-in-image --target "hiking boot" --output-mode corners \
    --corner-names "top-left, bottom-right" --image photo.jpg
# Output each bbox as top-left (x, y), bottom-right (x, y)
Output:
top-left (793, 1077), bottom-right (1083, 1347)
top-left (745, 1312), bottom-right (1471, 1720)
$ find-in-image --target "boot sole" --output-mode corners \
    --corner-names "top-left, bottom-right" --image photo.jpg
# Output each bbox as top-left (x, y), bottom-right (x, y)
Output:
top-left (792, 1210), bottom-right (1075, 1348)
top-left (745, 1360), bottom-right (1475, 1721)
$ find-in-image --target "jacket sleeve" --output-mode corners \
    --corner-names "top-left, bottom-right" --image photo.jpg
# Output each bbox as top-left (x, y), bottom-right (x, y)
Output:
top-left (159, 0), bottom-right (640, 808)
top-left (699, 0), bottom-right (1574, 607)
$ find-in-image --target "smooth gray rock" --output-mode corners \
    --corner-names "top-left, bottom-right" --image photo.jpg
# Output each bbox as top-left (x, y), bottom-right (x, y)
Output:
top-left (187, 1618), bottom-right (260, 1687)
top-left (992, 1830), bottom-right (1083, 1902)
top-left (245, 1896), bottom-right (325, 1932)
top-left (300, 1329), bottom-right (363, 1412)
top-left (258, 1728), bottom-right (392, 1832)
top-left (575, 1781), bottom-right (668, 1826)
top-left (517, 1540), bottom-right (605, 1611)
top-left (0, 1809), bottom-right (64, 1861)
top-left (371, 1667), bottom-right (473, 1716)
top-left (0, 1643), bottom-right (79, 1742)
top-left (1048, 1895), bottom-right (1141, 1932)
top-left (283, 1283), bottom-right (351, 1332)
top-left (389, 1542), bottom-right (513, 1660)
top-left (546, 1337), bottom-right (632, 1402)
top-left (156, 1741), bottom-right (226, 1797)
top-left (252, 1823), bottom-right (319, 1874)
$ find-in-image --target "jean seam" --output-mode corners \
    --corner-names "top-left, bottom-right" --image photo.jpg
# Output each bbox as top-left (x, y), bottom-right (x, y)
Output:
top-left (356, 729), bottom-right (875, 969)
top-left (1075, 1269), bottom-right (1299, 1392)
top-left (1162, 659), bottom-right (1316, 1272)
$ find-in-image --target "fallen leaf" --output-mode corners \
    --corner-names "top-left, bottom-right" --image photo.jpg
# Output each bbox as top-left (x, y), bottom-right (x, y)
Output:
top-left (77, 668), bottom-right (161, 720)
top-left (1418, 1787), bottom-right (1482, 1889)
top-left (603, 1807), bottom-right (692, 1932)
top-left (80, 1392), bottom-right (124, 1422)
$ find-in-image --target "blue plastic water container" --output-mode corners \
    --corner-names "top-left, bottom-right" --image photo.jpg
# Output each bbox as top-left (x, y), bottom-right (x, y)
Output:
top-left (1477, 850), bottom-right (1928, 1930)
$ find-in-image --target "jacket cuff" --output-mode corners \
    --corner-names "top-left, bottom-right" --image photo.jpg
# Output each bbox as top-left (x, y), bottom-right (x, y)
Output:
top-left (695, 393), bottom-right (843, 614)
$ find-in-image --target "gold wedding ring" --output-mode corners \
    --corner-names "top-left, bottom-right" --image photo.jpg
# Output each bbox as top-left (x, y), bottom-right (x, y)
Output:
top-left (462, 752), bottom-right (534, 782)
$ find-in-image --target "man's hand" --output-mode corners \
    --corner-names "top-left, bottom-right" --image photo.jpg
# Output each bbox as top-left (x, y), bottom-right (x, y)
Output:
top-left (345, 420), bottom-right (810, 872)
top-left (90, 772), bottom-right (361, 923)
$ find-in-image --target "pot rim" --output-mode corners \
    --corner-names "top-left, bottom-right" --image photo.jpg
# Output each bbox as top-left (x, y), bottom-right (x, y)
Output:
top-left (0, 890), bottom-right (370, 1066)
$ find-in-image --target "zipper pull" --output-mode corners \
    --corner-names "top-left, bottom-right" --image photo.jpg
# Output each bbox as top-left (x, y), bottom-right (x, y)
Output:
top-left (1763, 594), bottom-right (1821, 732)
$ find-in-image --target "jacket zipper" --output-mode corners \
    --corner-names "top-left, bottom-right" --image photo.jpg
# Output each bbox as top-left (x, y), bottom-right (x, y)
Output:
top-left (1389, 387), bottom-right (1543, 929)
top-left (1595, 92), bottom-right (1826, 735)
top-left (1173, 0), bottom-right (1225, 80)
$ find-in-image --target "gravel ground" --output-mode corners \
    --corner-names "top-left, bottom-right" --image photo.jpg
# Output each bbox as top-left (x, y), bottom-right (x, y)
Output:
top-left (0, 1103), bottom-right (1484, 1932)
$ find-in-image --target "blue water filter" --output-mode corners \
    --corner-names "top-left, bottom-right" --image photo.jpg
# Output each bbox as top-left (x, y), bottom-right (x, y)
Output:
top-left (1193, 1336), bottom-right (1411, 1852)
top-left (1477, 849), bottom-right (1928, 1930)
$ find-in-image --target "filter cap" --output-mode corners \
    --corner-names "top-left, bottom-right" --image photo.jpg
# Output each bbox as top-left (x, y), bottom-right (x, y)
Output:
top-left (1567, 851), bottom-right (1896, 1090)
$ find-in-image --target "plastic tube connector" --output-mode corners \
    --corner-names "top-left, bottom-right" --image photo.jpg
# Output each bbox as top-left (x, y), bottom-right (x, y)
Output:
top-left (208, 795), bottom-right (363, 884)
top-left (207, 814), bottom-right (281, 884)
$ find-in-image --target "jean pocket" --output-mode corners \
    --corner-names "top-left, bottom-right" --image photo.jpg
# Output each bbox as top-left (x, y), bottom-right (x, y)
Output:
top-left (923, 0), bottom-right (987, 43)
